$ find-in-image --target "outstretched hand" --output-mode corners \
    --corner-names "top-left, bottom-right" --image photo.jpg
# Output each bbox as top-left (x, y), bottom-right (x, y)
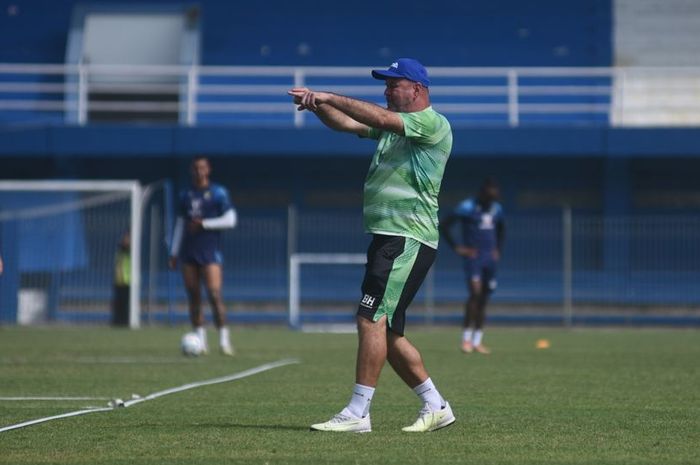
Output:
top-left (288, 88), bottom-right (331, 112)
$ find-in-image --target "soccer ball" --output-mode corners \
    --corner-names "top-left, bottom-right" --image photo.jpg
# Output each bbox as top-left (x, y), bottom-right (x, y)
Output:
top-left (181, 332), bottom-right (204, 356)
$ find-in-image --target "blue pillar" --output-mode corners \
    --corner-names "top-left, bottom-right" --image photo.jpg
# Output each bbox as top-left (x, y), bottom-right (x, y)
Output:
top-left (0, 220), bottom-right (19, 323)
top-left (603, 158), bottom-right (631, 273)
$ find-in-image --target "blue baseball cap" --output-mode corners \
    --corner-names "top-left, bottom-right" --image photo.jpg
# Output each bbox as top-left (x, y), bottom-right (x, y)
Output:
top-left (372, 58), bottom-right (430, 87)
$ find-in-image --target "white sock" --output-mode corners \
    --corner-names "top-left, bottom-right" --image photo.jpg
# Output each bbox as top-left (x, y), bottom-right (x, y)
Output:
top-left (219, 327), bottom-right (231, 347)
top-left (473, 330), bottom-right (484, 346)
top-left (344, 383), bottom-right (375, 418)
top-left (195, 326), bottom-right (208, 348)
top-left (462, 328), bottom-right (473, 343)
top-left (413, 378), bottom-right (444, 410)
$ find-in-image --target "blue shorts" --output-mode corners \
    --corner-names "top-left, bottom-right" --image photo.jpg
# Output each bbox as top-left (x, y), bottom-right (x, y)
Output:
top-left (181, 247), bottom-right (223, 267)
top-left (463, 258), bottom-right (498, 293)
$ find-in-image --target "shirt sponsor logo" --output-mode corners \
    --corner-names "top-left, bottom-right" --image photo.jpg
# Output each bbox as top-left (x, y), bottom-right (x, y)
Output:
top-left (479, 213), bottom-right (494, 230)
top-left (189, 198), bottom-right (203, 217)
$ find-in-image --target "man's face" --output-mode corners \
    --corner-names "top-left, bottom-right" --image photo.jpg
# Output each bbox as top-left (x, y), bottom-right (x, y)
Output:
top-left (191, 159), bottom-right (211, 185)
top-left (482, 186), bottom-right (500, 203)
top-left (384, 78), bottom-right (420, 111)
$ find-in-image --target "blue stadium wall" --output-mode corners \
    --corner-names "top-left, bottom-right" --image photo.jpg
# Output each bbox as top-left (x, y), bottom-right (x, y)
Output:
top-left (0, 0), bottom-right (611, 66)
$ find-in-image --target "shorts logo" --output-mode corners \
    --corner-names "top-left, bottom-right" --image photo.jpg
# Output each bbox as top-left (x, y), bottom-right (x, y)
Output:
top-left (360, 294), bottom-right (376, 309)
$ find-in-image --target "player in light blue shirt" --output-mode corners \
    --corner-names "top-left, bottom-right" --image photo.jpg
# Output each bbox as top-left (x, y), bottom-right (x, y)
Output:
top-left (440, 178), bottom-right (505, 354)
top-left (169, 156), bottom-right (237, 355)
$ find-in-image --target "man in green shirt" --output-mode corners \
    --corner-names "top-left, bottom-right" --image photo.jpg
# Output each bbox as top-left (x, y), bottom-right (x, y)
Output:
top-left (289, 58), bottom-right (455, 433)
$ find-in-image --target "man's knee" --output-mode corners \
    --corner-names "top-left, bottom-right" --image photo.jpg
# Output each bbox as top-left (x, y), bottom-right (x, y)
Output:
top-left (469, 278), bottom-right (483, 294)
top-left (206, 287), bottom-right (222, 302)
top-left (386, 330), bottom-right (404, 351)
top-left (185, 287), bottom-right (201, 302)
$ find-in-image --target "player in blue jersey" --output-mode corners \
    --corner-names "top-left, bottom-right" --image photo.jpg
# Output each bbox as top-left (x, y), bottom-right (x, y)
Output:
top-left (169, 156), bottom-right (237, 355)
top-left (440, 178), bottom-right (505, 354)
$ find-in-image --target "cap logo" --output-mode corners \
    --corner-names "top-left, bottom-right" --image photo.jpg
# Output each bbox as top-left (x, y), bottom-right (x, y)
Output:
top-left (390, 62), bottom-right (398, 69)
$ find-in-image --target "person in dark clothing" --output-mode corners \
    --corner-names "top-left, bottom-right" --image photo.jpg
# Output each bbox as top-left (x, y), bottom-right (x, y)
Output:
top-left (440, 178), bottom-right (505, 354)
top-left (112, 231), bottom-right (131, 327)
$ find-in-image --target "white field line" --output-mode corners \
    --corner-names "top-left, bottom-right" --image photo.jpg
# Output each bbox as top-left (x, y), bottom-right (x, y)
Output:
top-left (0, 358), bottom-right (300, 434)
top-left (301, 324), bottom-right (357, 334)
top-left (0, 397), bottom-right (111, 401)
top-left (73, 356), bottom-right (193, 364)
top-left (0, 407), bottom-right (114, 433)
top-left (0, 357), bottom-right (189, 365)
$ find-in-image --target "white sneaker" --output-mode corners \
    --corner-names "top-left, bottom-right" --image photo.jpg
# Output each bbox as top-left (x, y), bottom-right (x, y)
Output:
top-left (220, 343), bottom-right (235, 356)
top-left (402, 402), bottom-right (456, 432)
top-left (310, 409), bottom-right (371, 433)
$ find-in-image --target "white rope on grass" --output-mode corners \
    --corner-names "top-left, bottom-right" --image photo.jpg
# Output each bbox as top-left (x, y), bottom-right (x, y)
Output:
top-left (0, 358), bottom-right (300, 434)
top-left (121, 357), bottom-right (300, 407)
top-left (0, 407), bottom-right (114, 433)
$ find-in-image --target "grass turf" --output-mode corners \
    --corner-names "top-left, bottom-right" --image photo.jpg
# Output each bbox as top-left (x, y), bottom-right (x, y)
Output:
top-left (0, 326), bottom-right (698, 465)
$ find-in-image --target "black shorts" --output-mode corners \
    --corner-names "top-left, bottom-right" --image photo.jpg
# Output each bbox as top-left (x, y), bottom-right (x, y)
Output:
top-left (357, 234), bottom-right (436, 336)
top-left (464, 258), bottom-right (498, 294)
top-left (181, 248), bottom-right (223, 267)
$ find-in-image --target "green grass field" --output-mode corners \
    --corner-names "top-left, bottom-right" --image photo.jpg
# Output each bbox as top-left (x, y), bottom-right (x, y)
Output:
top-left (0, 326), bottom-right (698, 465)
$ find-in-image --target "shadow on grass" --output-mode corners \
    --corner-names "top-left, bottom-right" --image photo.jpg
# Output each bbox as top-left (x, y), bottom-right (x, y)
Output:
top-left (195, 423), bottom-right (310, 432)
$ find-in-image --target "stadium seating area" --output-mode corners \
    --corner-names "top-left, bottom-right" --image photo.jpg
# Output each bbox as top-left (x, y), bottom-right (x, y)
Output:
top-left (0, 0), bottom-right (612, 66)
top-left (0, 0), bottom-right (613, 127)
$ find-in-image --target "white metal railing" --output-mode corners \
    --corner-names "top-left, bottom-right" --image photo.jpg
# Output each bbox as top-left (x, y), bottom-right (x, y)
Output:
top-left (1, 63), bottom-right (700, 127)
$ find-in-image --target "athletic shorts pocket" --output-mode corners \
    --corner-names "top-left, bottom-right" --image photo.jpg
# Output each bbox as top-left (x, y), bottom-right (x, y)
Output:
top-left (374, 235), bottom-right (406, 261)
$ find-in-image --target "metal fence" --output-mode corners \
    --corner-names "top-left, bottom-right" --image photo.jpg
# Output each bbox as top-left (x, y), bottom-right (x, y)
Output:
top-left (3, 198), bottom-right (700, 326)
top-left (3, 63), bottom-right (700, 127)
top-left (143, 208), bottom-right (700, 326)
top-left (284, 209), bottom-right (700, 326)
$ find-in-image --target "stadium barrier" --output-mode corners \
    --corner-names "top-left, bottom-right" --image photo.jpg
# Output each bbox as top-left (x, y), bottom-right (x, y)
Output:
top-left (286, 209), bottom-right (700, 328)
top-left (2, 183), bottom-right (700, 327)
top-left (2, 63), bottom-right (700, 127)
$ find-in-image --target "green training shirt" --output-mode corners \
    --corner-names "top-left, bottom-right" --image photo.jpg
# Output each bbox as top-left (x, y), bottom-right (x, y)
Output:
top-left (364, 106), bottom-right (452, 249)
